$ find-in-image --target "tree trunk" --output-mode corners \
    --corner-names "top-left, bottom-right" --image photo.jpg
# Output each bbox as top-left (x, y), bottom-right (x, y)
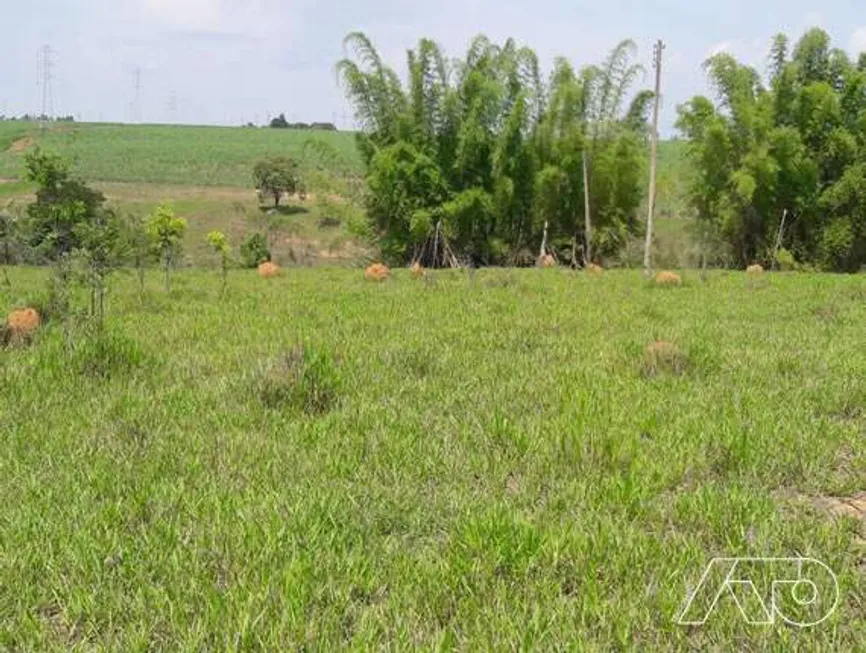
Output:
top-left (274, 191), bottom-right (280, 208)
top-left (582, 149), bottom-right (592, 265)
top-left (539, 221), bottom-right (549, 258)
top-left (164, 256), bottom-right (170, 293)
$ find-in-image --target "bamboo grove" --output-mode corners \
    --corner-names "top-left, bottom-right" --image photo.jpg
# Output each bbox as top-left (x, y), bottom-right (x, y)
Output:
top-left (340, 28), bottom-right (866, 271)
top-left (338, 32), bottom-right (653, 266)
top-left (677, 29), bottom-right (866, 271)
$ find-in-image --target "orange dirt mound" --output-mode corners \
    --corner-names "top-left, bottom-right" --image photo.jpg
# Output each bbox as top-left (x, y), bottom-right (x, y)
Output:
top-left (258, 261), bottom-right (280, 278)
top-left (587, 263), bottom-right (604, 275)
top-left (643, 340), bottom-right (687, 376)
top-left (538, 254), bottom-right (556, 268)
top-left (655, 270), bottom-right (682, 286)
top-left (746, 264), bottom-right (764, 275)
top-left (411, 261), bottom-right (425, 277)
top-left (6, 308), bottom-right (41, 341)
top-left (365, 263), bottom-right (391, 281)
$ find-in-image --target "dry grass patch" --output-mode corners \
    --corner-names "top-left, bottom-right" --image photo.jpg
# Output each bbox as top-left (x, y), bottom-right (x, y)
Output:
top-left (814, 493), bottom-right (866, 521)
top-left (365, 263), bottom-right (391, 282)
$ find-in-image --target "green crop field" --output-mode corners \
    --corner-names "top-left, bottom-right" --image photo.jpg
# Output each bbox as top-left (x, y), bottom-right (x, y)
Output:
top-left (0, 123), bottom-right (362, 188)
top-left (1, 267), bottom-right (863, 650)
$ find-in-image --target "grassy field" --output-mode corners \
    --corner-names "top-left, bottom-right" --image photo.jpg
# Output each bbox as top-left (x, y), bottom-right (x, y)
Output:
top-left (0, 267), bottom-right (863, 649)
top-left (0, 123), bottom-right (362, 187)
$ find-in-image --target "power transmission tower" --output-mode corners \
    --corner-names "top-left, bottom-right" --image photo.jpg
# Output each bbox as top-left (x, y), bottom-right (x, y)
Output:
top-left (643, 39), bottom-right (665, 275)
top-left (37, 45), bottom-right (54, 122)
top-left (167, 89), bottom-right (178, 124)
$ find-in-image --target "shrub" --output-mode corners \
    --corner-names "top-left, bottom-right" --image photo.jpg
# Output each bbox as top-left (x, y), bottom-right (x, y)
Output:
top-left (654, 270), bottom-right (682, 286)
top-left (240, 232), bottom-right (271, 268)
top-left (365, 263), bottom-right (390, 281)
top-left (258, 261), bottom-right (280, 278)
top-left (642, 341), bottom-right (688, 377)
top-left (252, 345), bottom-right (341, 414)
top-left (775, 248), bottom-right (796, 271)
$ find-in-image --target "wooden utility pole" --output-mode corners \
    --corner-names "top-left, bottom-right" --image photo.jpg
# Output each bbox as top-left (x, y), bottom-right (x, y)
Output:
top-left (643, 40), bottom-right (665, 275)
top-left (582, 149), bottom-right (592, 265)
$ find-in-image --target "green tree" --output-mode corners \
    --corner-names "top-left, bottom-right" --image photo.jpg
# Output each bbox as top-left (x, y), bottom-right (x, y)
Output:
top-left (146, 205), bottom-right (186, 292)
top-left (23, 148), bottom-right (106, 260)
top-left (253, 157), bottom-right (300, 207)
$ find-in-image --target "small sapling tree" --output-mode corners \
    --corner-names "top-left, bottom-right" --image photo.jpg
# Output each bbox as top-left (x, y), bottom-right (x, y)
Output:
top-left (147, 205), bottom-right (186, 292)
top-left (207, 230), bottom-right (231, 295)
top-left (123, 213), bottom-right (151, 295)
top-left (74, 207), bottom-right (125, 328)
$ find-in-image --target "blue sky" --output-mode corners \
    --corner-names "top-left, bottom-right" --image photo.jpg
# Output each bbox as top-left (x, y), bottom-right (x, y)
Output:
top-left (2, 1), bottom-right (865, 134)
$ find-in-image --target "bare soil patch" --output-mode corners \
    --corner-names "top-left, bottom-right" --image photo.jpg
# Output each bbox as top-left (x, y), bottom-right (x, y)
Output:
top-left (7, 137), bottom-right (34, 153)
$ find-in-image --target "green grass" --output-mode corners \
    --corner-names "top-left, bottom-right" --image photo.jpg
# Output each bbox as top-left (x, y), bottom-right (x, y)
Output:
top-left (0, 268), bottom-right (863, 650)
top-left (0, 123), bottom-right (362, 187)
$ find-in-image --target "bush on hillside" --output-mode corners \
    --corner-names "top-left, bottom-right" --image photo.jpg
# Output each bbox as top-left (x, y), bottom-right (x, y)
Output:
top-left (240, 233), bottom-right (271, 268)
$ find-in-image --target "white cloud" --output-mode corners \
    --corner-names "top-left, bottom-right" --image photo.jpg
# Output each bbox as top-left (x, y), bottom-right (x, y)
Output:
top-left (143, 0), bottom-right (224, 31)
top-left (851, 27), bottom-right (866, 55)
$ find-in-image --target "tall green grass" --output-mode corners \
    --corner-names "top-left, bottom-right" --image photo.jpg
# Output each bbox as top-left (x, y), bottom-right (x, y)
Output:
top-left (0, 268), bottom-right (863, 649)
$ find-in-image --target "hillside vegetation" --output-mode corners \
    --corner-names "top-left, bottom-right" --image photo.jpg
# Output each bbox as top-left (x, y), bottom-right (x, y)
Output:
top-left (0, 123), bottom-right (362, 187)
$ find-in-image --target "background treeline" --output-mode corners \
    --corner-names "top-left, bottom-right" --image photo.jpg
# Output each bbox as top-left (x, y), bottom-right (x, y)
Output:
top-left (338, 32), bottom-right (653, 266)
top-left (268, 114), bottom-right (338, 131)
top-left (341, 28), bottom-right (866, 271)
